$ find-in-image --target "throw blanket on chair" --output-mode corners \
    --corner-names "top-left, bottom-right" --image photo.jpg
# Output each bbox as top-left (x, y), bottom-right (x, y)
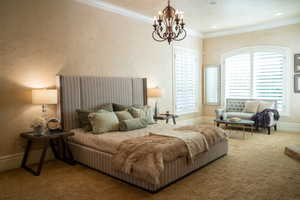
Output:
top-left (251, 109), bottom-right (280, 129)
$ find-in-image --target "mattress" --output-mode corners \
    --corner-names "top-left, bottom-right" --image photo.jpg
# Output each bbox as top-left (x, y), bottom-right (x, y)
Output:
top-left (68, 124), bottom-right (180, 154)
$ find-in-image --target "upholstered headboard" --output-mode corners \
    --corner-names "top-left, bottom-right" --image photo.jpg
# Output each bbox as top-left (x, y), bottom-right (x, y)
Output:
top-left (56, 75), bottom-right (147, 131)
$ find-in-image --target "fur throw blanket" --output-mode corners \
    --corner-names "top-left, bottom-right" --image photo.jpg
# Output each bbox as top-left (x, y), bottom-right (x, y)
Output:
top-left (112, 125), bottom-right (228, 185)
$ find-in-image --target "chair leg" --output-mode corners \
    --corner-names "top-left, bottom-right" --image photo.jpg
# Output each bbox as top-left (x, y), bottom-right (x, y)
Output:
top-left (274, 124), bottom-right (277, 131)
top-left (267, 127), bottom-right (271, 135)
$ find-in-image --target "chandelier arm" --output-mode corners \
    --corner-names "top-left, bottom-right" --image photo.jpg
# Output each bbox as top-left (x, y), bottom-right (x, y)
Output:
top-left (173, 29), bottom-right (187, 41)
top-left (156, 28), bottom-right (167, 40)
top-left (152, 31), bottom-right (167, 42)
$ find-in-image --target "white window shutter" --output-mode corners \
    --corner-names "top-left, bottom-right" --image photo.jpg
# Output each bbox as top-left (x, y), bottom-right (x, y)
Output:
top-left (224, 48), bottom-right (288, 113)
top-left (174, 47), bottom-right (199, 114)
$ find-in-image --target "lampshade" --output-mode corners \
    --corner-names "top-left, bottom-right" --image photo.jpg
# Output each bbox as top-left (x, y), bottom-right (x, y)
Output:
top-left (32, 89), bottom-right (57, 105)
top-left (147, 88), bottom-right (163, 98)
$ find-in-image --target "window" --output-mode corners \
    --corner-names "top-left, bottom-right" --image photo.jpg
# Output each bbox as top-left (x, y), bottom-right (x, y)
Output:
top-left (223, 46), bottom-right (290, 115)
top-left (174, 47), bottom-right (199, 114)
top-left (204, 65), bottom-right (220, 105)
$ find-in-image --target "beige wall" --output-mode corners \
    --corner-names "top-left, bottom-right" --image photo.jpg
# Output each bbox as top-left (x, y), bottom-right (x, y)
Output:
top-left (203, 23), bottom-right (300, 123)
top-left (0, 0), bottom-right (202, 157)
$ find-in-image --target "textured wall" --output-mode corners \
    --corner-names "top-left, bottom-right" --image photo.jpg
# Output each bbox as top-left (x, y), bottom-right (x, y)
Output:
top-left (0, 0), bottom-right (202, 156)
top-left (203, 23), bottom-right (300, 123)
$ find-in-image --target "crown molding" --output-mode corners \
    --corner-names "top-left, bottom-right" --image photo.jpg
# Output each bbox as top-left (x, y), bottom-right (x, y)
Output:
top-left (203, 17), bottom-right (300, 38)
top-left (75, 0), bottom-right (203, 38)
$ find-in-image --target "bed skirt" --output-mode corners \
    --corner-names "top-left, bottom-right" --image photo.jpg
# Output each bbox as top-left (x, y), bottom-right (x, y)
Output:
top-left (68, 140), bottom-right (228, 192)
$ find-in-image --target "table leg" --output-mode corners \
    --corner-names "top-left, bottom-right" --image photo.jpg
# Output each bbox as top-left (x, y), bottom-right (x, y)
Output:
top-left (50, 139), bottom-right (59, 159)
top-left (243, 127), bottom-right (246, 139)
top-left (36, 141), bottom-right (49, 176)
top-left (22, 140), bottom-right (49, 176)
top-left (172, 116), bottom-right (176, 124)
top-left (166, 118), bottom-right (169, 124)
top-left (21, 140), bottom-right (32, 168)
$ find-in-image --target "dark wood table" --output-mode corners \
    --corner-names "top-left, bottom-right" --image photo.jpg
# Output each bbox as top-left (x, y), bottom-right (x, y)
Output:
top-left (154, 114), bottom-right (178, 124)
top-left (20, 131), bottom-right (75, 176)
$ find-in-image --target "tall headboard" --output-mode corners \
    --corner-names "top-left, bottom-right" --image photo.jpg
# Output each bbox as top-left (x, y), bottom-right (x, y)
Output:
top-left (56, 75), bottom-right (147, 131)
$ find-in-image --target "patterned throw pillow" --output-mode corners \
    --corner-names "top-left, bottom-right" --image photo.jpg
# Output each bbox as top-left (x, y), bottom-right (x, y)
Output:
top-left (88, 111), bottom-right (119, 134)
top-left (128, 106), bottom-right (155, 124)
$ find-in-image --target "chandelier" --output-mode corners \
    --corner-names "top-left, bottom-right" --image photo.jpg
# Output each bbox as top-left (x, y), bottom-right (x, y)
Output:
top-left (152, 0), bottom-right (186, 44)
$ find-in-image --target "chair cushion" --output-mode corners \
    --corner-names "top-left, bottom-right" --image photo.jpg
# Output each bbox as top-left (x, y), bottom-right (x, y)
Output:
top-left (226, 112), bottom-right (255, 120)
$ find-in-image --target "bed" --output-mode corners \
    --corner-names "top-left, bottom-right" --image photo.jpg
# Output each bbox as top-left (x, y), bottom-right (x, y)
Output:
top-left (56, 75), bottom-right (228, 192)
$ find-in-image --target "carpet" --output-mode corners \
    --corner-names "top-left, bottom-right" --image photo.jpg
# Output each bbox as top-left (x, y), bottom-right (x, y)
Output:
top-left (0, 131), bottom-right (299, 200)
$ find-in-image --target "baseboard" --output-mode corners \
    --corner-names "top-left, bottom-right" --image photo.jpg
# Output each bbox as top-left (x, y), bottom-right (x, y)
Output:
top-left (277, 122), bottom-right (300, 132)
top-left (0, 149), bottom-right (54, 172)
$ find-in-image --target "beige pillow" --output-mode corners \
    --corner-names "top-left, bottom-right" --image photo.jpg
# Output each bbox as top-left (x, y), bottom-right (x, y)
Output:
top-left (243, 101), bottom-right (259, 113)
top-left (88, 112), bottom-right (119, 134)
top-left (115, 111), bottom-right (133, 121)
top-left (258, 101), bottom-right (274, 113)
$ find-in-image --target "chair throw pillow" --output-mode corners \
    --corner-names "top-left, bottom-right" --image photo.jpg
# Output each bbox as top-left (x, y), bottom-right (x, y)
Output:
top-left (243, 101), bottom-right (259, 113)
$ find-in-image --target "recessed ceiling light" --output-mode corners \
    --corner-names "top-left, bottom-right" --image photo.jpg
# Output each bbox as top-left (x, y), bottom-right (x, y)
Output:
top-left (208, 0), bottom-right (217, 5)
top-left (211, 25), bottom-right (217, 29)
top-left (275, 12), bottom-right (283, 16)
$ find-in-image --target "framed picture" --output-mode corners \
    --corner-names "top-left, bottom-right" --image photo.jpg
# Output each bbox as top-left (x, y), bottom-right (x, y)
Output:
top-left (295, 74), bottom-right (300, 93)
top-left (295, 54), bottom-right (300, 73)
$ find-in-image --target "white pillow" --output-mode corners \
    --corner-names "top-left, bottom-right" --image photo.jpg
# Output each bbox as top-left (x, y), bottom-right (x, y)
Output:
top-left (243, 101), bottom-right (259, 113)
top-left (258, 101), bottom-right (274, 113)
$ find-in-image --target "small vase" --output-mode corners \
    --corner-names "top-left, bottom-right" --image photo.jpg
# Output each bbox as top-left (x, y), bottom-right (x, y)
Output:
top-left (33, 126), bottom-right (44, 136)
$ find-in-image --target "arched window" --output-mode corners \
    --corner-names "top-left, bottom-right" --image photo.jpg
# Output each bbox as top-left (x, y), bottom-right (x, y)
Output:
top-left (221, 46), bottom-right (291, 115)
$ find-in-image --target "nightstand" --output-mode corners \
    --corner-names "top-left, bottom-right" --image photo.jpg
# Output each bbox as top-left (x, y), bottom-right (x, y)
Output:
top-left (20, 131), bottom-right (75, 176)
top-left (154, 113), bottom-right (178, 124)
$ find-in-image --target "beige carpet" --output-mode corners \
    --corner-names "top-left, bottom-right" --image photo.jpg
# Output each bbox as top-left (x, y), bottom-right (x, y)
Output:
top-left (0, 131), bottom-right (299, 200)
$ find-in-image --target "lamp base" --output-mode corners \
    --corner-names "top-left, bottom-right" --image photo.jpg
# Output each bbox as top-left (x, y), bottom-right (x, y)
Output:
top-left (154, 101), bottom-right (159, 118)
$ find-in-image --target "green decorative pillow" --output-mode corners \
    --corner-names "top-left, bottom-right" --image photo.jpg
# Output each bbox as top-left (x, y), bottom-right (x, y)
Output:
top-left (98, 103), bottom-right (113, 112)
top-left (115, 111), bottom-right (133, 121)
top-left (88, 112), bottom-right (119, 134)
top-left (76, 109), bottom-right (93, 131)
top-left (119, 118), bottom-right (148, 131)
top-left (76, 109), bottom-right (109, 131)
top-left (128, 106), bottom-right (155, 124)
top-left (113, 103), bottom-right (130, 111)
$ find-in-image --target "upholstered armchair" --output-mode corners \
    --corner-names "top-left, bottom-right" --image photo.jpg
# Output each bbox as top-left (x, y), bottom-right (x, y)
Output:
top-left (215, 99), bottom-right (278, 134)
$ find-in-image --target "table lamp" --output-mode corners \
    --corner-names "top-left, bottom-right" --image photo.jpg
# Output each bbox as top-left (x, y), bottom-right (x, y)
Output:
top-left (32, 89), bottom-right (57, 112)
top-left (147, 87), bottom-right (162, 117)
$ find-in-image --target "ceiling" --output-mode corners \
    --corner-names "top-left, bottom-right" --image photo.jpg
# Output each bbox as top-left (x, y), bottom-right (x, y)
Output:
top-left (98, 0), bottom-right (300, 33)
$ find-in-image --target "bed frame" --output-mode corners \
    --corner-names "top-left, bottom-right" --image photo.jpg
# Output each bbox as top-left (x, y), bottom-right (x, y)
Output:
top-left (56, 75), bottom-right (228, 193)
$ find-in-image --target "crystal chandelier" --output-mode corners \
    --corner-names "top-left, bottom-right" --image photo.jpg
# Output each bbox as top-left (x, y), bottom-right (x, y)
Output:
top-left (152, 0), bottom-right (186, 44)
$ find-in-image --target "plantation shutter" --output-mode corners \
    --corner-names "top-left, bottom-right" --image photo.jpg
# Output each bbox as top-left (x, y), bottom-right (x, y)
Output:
top-left (224, 49), bottom-right (287, 113)
top-left (174, 47), bottom-right (199, 114)
top-left (253, 52), bottom-right (285, 111)
top-left (225, 53), bottom-right (251, 99)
